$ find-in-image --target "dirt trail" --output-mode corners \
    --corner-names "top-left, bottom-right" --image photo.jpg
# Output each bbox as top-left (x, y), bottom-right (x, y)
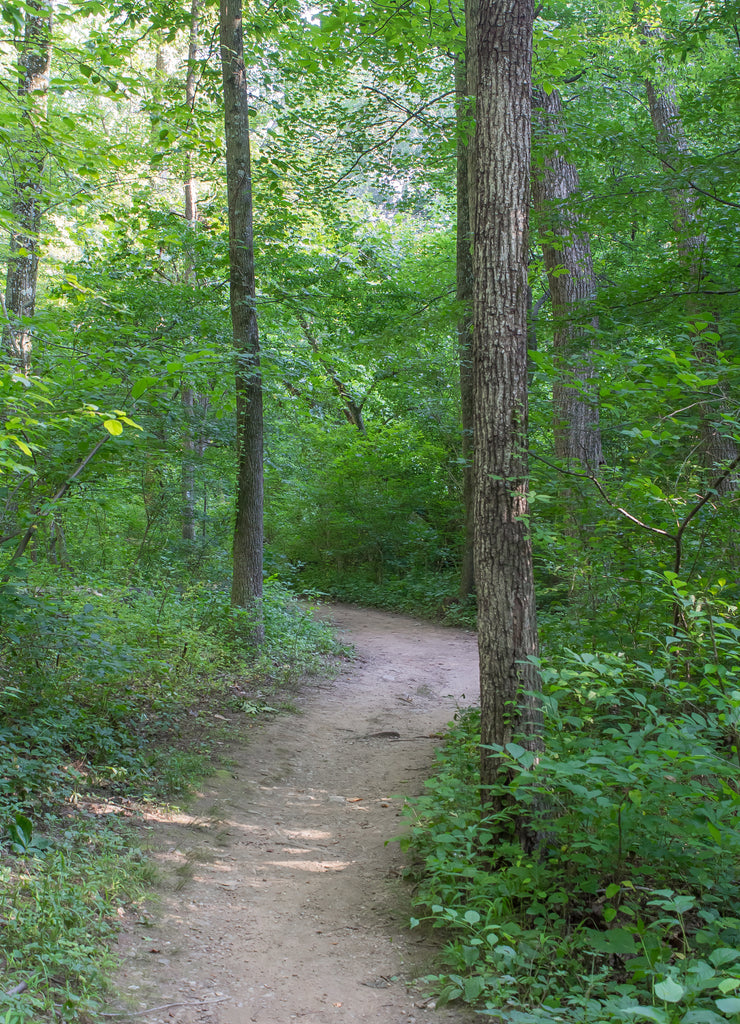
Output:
top-left (111, 605), bottom-right (480, 1024)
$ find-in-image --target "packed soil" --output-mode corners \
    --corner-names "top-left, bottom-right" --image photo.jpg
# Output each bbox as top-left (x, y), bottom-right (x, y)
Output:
top-left (109, 604), bottom-right (480, 1024)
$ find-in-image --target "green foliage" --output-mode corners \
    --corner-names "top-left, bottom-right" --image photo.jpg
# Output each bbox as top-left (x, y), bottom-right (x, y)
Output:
top-left (0, 567), bottom-right (344, 1018)
top-left (402, 602), bottom-right (740, 1023)
top-left (0, 823), bottom-right (153, 1023)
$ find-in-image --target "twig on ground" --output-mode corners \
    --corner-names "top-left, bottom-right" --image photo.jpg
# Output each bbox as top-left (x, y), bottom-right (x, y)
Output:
top-left (100, 996), bottom-right (229, 1018)
top-left (3, 981), bottom-right (28, 996)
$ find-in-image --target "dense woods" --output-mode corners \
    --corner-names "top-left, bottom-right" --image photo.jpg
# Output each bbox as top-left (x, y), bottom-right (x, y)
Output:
top-left (1, 0), bottom-right (739, 1020)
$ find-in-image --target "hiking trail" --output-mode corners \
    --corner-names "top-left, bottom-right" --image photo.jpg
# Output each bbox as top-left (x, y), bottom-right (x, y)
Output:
top-left (110, 604), bottom-right (480, 1024)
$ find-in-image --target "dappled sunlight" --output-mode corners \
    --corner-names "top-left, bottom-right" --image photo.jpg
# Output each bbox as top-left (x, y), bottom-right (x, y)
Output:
top-left (264, 858), bottom-right (352, 873)
top-left (282, 827), bottom-right (333, 841)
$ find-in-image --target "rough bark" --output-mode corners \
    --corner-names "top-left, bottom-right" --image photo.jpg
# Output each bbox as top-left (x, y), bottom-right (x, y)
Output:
top-left (220, 0), bottom-right (264, 629)
top-left (456, 55), bottom-right (475, 599)
top-left (469, 0), bottom-right (542, 790)
top-left (643, 46), bottom-right (737, 489)
top-left (182, 0), bottom-right (202, 543)
top-left (182, 386), bottom-right (197, 542)
top-left (532, 87), bottom-right (603, 473)
top-left (2, 0), bottom-right (53, 372)
top-left (184, 0), bottom-right (199, 229)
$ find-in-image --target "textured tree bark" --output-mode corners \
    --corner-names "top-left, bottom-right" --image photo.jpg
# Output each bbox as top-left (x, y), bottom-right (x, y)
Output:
top-left (182, 0), bottom-right (201, 543)
top-left (532, 87), bottom-right (603, 474)
top-left (2, 0), bottom-right (52, 372)
top-left (644, 57), bottom-right (737, 490)
top-left (456, 55), bottom-right (475, 599)
top-left (182, 386), bottom-right (197, 542)
top-left (184, 0), bottom-right (200, 228)
top-left (470, 0), bottom-right (542, 791)
top-left (220, 0), bottom-right (264, 631)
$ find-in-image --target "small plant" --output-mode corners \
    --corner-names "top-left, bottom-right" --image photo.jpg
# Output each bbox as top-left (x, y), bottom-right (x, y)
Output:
top-left (5, 813), bottom-right (52, 856)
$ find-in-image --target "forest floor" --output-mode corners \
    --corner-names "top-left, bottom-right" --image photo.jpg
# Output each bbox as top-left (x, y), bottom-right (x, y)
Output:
top-left (107, 604), bottom-right (481, 1024)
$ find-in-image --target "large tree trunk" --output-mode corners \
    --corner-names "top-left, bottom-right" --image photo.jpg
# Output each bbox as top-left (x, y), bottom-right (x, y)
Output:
top-left (220, 0), bottom-right (264, 632)
top-left (532, 87), bottom-right (603, 474)
top-left (2, 0), bottom-right (53, 372)
top-left (643, 51), bottom-right (737, 490)
top-left (456, 54), bottom-right (475, 600)
top-left (469, 0), bottom-right (542, 791)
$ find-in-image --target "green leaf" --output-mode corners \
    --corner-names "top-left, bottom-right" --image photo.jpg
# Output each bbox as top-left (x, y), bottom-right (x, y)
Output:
top-left (718, 979), bottom-right (740, 994)
top-left (463, 910), bottom-right (481, 925)
top-left (710, 949), bottom-right (740, 968)
top-left (654, 977), bottom-right (685, 1003)
top-left (620, 1006), bottom-right (670, 1022)
top-left (11, 437), bottom-right (32, 457)
top-left (583, 927), bottom-right (637, 955)
top-left (131, 376), bottom-right (157, 399)
top-left (462, 975), bottom-right (486, 1002)
top-left (14, 813), bottom-right (33, 843)
top-left (605, 883), bottom-right (621, 898)
top-left (716, 998), bottom-right (740, 1014)
top-left (102, 419), bottom-right (123, 436)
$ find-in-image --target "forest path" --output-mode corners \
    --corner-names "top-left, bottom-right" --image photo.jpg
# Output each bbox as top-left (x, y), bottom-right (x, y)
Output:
top-left (111, 604), bottom-right (480, 1024)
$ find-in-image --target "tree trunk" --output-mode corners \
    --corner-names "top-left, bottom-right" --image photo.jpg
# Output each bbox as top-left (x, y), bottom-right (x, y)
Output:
top-left (220, 0), bottom-right (264, 631)
top-left (182, 0), bottom-right (202, 543)
top-left (184, 0), bottom-right (199, 231)
top-left (643, 48), bottom-right (737, 490)
top-left (2, 0), bottom-right (53, 372)
top-left (456, 54), bottom-right (475, 599)
top-left (182, 386), bottom-right (197, 542)
top-left (532, 87), bottom-right (603, 474)
top-left (469, 0), bottom-right (542, 791)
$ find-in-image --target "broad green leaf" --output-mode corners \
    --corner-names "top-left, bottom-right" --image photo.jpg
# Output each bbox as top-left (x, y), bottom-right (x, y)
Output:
top-left (716, 998), bottom-right (740, 1013)
top-left (102, 419), bottom-right (123, 436)
top-left (709, 949), bottom-right (740, 968)
top-left (131, 376), bottom-right (157, 399)
top-left (654, 977), bottom-right (685, 1003)
top-left (620, 1006), bottom-right (670, 1022)
top-left (718, 979), bottom-right (740, 994)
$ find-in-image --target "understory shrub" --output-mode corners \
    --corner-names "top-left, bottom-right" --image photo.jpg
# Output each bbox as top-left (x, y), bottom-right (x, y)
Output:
top-left (402, 599), bottom-right (740, 1023)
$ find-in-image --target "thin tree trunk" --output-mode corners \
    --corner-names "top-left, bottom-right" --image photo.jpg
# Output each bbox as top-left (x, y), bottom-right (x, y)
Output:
top-left (643, 44), bottom-right (737, 489)
top-left (532, 87), bottom-right (603, 474)
top-left (184, 0), bottom-right (199, 232)
top-left (469, 0), bottom-right (542, 792)
top-left (456, 54), bottom-right (475, 599)
top-left (182, 0), bottom-right (201, 543)
top-left (2, 0), bottom-right (52, 372)
top-left (182, 386), bottom-right (197, 541)
top-left (220, 0), bottom-right (264, 631)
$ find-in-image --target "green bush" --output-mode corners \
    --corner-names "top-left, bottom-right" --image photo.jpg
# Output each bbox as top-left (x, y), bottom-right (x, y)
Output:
top-left (402, 600), bottom-right (740, 1023)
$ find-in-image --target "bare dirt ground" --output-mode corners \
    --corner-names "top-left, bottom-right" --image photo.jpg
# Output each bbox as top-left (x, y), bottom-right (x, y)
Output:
top-left (108, 605), bottom-right (480, 1024)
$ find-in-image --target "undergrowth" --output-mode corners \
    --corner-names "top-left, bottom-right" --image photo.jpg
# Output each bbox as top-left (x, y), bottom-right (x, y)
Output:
top-left (297, 565), bottom-right (478, 628)
top-left (402, 594), bottom-right (740, 1024)
top-left (0, 574), bottom-right (345, 1022)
